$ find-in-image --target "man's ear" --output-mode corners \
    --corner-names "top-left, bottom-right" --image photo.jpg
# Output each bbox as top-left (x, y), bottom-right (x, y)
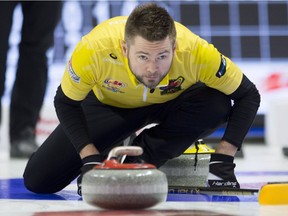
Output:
top-left (173, 41), bottom-right (177, 54)
top-left (121, 40), bottom-right (128, 57)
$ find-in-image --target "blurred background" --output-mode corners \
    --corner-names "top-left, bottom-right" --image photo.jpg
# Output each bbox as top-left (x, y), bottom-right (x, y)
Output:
top-left (2, 0), bottom-right (288, 153)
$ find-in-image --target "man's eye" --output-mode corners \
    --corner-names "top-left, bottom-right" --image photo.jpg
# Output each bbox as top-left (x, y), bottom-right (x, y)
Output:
top-left (138, 56), bottom-right (148, 61)
top-left (158, 55), bottom-right (167, 60)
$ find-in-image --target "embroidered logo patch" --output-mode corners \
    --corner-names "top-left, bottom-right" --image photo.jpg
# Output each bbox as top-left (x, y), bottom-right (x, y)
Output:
top-left (102, 53), bottom-right (123, 66)
top-left (102, 78), bottom-right (126, 93)
top-left (160, 76), bottom-right (185, 95)
top-left (68, 60), bottom-right (80, 83)
top-left (216, 55), bottom-right (226, 78)
top-left (109, 53), bottom-right (117, 59)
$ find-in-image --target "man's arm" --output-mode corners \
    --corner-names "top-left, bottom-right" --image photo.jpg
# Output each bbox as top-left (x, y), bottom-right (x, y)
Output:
top-left (54, 85), bottom-right (99, 157)
top-left (79, 144), bottom-right (99, 159)
top-left (221, 74), bottom-right (261, 152)
top-left (207, 75), bottom-right (260, 188)
top-left (215, 140), bottom-right (237, 156)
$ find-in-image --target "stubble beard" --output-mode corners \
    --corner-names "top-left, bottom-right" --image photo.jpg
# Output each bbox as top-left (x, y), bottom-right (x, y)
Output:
top-left (128, 60), bottom-right (167, 89)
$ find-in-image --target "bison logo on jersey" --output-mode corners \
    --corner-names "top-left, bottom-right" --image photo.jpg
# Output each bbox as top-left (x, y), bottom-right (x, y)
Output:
top-left (160, 76), bottom-right (185, 95)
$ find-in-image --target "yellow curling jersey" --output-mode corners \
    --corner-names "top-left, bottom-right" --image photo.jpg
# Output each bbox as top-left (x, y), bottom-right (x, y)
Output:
top-left (61, 16), bottom-right (243, 108)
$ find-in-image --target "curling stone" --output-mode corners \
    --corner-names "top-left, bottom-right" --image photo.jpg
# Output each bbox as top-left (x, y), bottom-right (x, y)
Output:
top-left (159, 139), bottom-right (214, 187)
top-left (258, 182), bottom-right (288, 205)
top-left (82, 146), bottom-right (168, 210)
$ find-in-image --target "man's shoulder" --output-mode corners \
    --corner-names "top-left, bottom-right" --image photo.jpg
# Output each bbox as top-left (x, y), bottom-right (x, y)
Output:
top-left (83, 16), bottom-right (126, 50)
top-left (174, 21), bottom-right (201, 51)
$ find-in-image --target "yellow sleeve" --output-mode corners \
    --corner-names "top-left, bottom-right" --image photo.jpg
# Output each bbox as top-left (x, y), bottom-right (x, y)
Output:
top-left (61, 37), bottom-right (98, 101)
top-left (194, 38), bottom-right (243, 95)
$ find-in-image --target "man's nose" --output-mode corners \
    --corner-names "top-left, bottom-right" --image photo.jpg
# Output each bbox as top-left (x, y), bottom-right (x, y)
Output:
top-left (147, 60), bottom-right (158, 73)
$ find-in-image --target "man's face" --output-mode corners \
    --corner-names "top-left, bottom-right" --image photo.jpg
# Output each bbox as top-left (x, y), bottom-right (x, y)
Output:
top-left (122, 36), bottom-right (175, 89)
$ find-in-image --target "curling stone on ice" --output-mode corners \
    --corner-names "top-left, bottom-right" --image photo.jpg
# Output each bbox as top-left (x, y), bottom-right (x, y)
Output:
top-left (82, 146), bottom-right (168, 210)
top-left (159, 139), bottom-right (214, 187)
